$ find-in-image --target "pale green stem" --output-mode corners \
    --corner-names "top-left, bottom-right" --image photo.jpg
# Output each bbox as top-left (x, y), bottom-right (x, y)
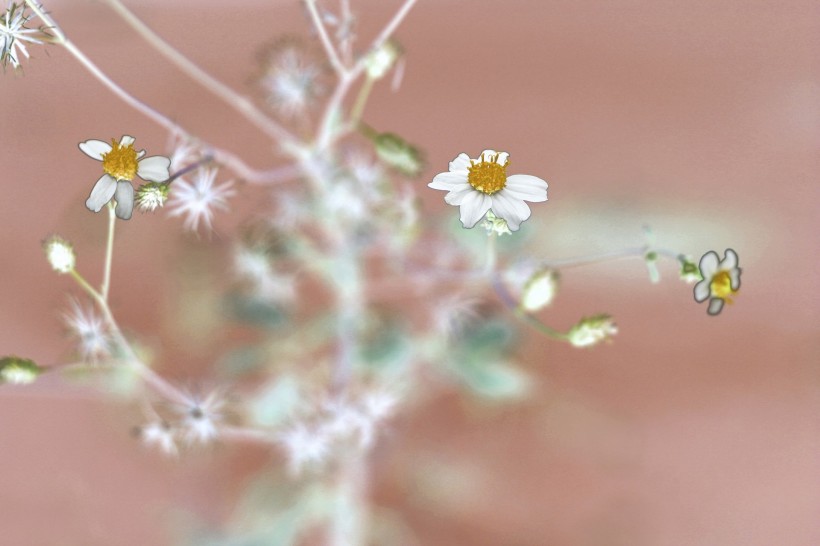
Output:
top-left (484, 232), bottom-right (497, 274)
top-left (101, 202), bottom-right (116, 302)
top-left (349, 76), bottom-right (375, 127)
top-left (104, 0), bottom-right (296, 146)
top-left (541, 246), bottom-right (680, 269)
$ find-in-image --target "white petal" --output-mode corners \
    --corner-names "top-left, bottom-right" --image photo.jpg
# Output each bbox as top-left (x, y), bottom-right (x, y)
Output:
top-left (444, 186), bottom-right (476, 205)
top-left (492, 190), bottom-right (532, 231)
top-left (693, 280), bottom-right (711, 302)
top-left (85, 175), bottom-right (117, 212)
top-left (136, 149), bottom-right (146, 159)
top-left (429, 171), bottom-right (467, 190)
top-left (137, 156), bottom-right (171, 182)
top-left (114, 181), bottom-right (134, 220)
top-left (479, 149), bottom-right (498, 160)
top-left (79, 140), bottom-right (112, 161)
top-left (458, 192), bottom-right (492, 229)
top-left (721, 248), bottom-right (738, 270)
top-left (505, 174), bottom-right (548, 202)
top-left (707, 298), bottom-right (724, 316)
top-left (729, 269), bottom-right (741, 291)
top-left (698, 251), bottom-right (719, 278)
top-left (449, 153), bottom-right (471, 172)
top-left (119, 135), bottom-right (136, 147)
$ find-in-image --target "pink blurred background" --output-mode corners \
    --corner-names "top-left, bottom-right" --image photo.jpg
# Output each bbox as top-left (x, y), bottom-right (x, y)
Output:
top-left (1, 0), bottom-right (818, 544)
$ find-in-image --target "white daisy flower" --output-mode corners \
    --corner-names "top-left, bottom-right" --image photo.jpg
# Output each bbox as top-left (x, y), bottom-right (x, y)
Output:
top-left (693, 248), bottom-right (741, 316)
top-left (167, 168), bottom-right (235, 232)
top-left (0, 2), bottom-right (46, 69)
top-left (80, 135), bottom-right (171, 220)
top-left (428, 150), bottom-right (548, 231)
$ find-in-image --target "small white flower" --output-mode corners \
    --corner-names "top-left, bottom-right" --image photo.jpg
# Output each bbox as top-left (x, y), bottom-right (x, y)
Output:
top-left (428, 150), bottom-right (548, 231)
top-left (693, 249), bottom-right (741, 316)
top-left (139, 421), bottom-right (178, 456)
top-left (179, 390), bottom-right (225, 445)
top-left (43, 235), bottom-right (75, 273)
top-left (278, 423), bottom-right (331, 475)
top-left (167, 168), bottom-right (234, 232)
top-left (80, 135), bottom-right (171, 220)
top-left (0, 2), bottom-right (46, 69)
top-left (64, 298), bottom-right (110, 361)
top-left (257, 41), bottom-right (322, 117)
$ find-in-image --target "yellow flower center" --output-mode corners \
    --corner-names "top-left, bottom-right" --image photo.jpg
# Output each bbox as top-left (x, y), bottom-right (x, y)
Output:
top-left (101, 139), bottom-right (139, 181)
top-left (710, 270), bottom-right (737, 303)
top-left (467, 153), bottom-right (508, 195)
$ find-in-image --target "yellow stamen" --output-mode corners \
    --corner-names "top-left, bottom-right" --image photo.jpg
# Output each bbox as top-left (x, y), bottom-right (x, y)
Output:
top-left (101, 139), bottom-right (139, 181)
top-left (467, 152), bottom-right (508, 195)
top-left (710, 270), bottom-right (737, 304)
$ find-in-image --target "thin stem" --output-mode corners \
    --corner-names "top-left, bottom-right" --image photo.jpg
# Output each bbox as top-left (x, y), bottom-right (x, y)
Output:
top-left (219, 426), bottom-right (277, 445)
top-left (540, 246), bottom-right (680, 269)
top-left (349, 76), bottom-right (375, 127)
top-left (304, 0), bottom-right (346, 75)
top-left (339, 0), bottom-right (354, 65)
top-left (104, 0), bottom-right (296, 145)
top-left (484, 232), bottom-right (497, 275)
top-left (68, 269), bottom-right (190, 405)
top-left (24, 1), bottom-right (290, 184)
top-left (492, 274), bottom-right (568, 341)
top-left (101, 202), bottom-right (116, 302)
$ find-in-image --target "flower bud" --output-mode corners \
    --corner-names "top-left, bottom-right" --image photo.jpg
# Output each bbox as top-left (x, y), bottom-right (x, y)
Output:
top-left (365, 39), bottom-right (402, 80)
top-left (481, 211), bottom-right (512, 236)
top-left (520, 268), bottom-right (559, 312)
top-left (0, 356), bottom-right (42, 385)
top-left (136, 182), bottom-right (169, 212)
top-left (43, 235), bottom-right (75, 273)
top-left (678, 254), bottom-right (701, 284)
top-left (372, 132), bottom-right (424, 177)
top-left (567, 314), bottom-right (617, 348)
top-left (644, 250), bottom-right (660, 283)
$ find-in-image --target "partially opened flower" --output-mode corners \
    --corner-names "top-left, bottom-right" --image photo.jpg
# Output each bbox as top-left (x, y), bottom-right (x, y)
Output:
top-left (428, 150), bottom-right (548, 231)
top-left (80, 135), bottom-right (171, 220)
top-left (693, 248), bottom-right (741, 315)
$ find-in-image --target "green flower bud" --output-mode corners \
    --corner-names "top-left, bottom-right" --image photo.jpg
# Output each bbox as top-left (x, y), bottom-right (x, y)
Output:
top-left (0, 356), bottom-right (42, 385)
top-left (372, 132), bottom-right (424, 177)
top-left (678, 254), bottom-right (702, 284)
top-left (567, 314), bottom-right (617, 348)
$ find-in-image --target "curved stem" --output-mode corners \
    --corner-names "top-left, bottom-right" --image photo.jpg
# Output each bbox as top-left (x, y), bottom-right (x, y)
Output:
top-left (305, 0), bottom-right (346, 75)
top-left (104, 0), bottom-right (296, 146)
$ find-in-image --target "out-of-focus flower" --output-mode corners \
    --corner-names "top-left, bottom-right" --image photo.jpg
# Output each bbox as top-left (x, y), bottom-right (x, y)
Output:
top-left (167, 168), bottom-right (234, 232)
top-left (64, 298), bottom-right (110, 361)
top-left (277, 423), bottom-right (331, 476)
top-left (567, 314), bottom-right (617, 348)
top-left (233, 246), bottom-right (296, 304)
top-left (694, 248), bottom-right (741, 316)
top-left (428, 150), bottom-right (548, 231)
top-left (80, 135), bottom-right (171, 220)
top-left (0, 356), bottom-right (41, 384)
top-left (179, 390), bottom-right (225, 445)
top-left (138, 421), bottom-right (178, 456)
top-left (256, 40), bottom-right (323, 117)
top-left (43, 235), bottom-right (75, 273)
top-left (0, 2), bottom-right (47, 69)
top-left (432, 294), bottom-right (480, 338)
top-left (135, 182), bottom-right (169, 213)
